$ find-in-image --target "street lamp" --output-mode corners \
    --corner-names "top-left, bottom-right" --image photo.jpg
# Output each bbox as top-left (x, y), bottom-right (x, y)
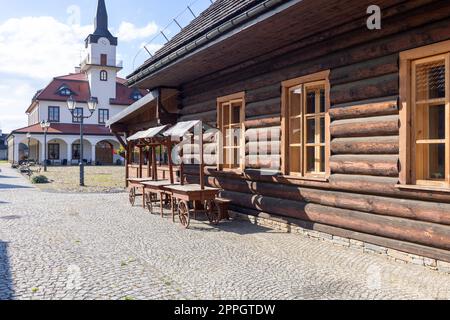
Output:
top-left (67, 96), bottom-right (98, 186)
top-left (40, 120), bottom-right (51, 172)
top-left (26, 132), bottom-right (31, 161)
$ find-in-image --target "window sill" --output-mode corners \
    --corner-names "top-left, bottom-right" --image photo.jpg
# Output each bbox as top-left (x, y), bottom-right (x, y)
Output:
top-left (395, 184), bottom-right (450, 193)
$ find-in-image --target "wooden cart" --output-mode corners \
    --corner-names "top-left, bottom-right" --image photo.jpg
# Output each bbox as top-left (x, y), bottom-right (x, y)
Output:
top-left (127, 177), bottom-right (155, 207)
top-left (165, 184), bottom-right (221, 229)
top-left (141, 180), bottom-right (179, 217)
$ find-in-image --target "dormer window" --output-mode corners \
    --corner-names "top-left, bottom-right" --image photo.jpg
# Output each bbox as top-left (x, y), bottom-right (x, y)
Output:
top-left (100, 70), bottom-right (108, 81)
top-left (57, 85), bottom-right (73, 97)
top-left (131, 91), bottom-right (143, 101)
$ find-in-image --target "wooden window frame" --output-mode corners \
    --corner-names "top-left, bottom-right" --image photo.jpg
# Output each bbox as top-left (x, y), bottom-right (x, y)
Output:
top-left (281, 70), bottom-right (331, 180)
top-left (48, 143), bottom-right (60, 160)
top-left (72, 143), bottom-right (81, 160)
top-left (48, 106), bottom-right (60, 123)
top-left (98, 109), bottom-right (109, 124)
top-left (217, 92), bottom-right (246, 172)
top-left (100, 70), bottom-right (108, 82)
top-left (399, 40), bottom-right (450, 190)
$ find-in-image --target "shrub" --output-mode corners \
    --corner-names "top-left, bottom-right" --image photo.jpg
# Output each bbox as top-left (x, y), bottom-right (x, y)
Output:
top-left (31, 175), bottom-right (49, 184)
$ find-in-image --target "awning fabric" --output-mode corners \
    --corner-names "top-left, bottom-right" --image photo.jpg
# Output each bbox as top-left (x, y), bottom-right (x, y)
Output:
top-left (127, 125), bottom-right (168, 141)
top-left (163, 120), bottom-right (202, 138)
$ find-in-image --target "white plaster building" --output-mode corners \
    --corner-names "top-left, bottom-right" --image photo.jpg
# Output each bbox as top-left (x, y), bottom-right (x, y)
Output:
top-left (7, 0), bottom-right (146, 165)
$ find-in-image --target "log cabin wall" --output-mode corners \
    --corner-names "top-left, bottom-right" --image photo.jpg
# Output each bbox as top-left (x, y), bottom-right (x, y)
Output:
top-left (175, 0), bottom-right (450, 262)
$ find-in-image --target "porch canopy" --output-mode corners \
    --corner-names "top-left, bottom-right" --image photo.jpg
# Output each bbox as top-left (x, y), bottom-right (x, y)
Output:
top-left (127, 125), bottom-right (169, 142)
top-left (162, 120), bottom-right (206, 190)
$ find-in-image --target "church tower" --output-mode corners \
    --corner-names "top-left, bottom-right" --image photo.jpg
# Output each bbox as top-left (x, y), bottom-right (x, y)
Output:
top-left (81, 0), bottom-right (121, 106)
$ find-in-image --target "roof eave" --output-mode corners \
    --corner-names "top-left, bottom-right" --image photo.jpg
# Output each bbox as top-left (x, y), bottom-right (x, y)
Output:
top-left (126, 0), bottom-right (300, 87)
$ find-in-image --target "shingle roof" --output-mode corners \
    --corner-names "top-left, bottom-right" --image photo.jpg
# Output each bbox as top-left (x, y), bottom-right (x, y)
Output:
top-left (129, 0), bottom-right (265, 79)
top-left (11, 123), bottom-right (113, 136)
top-left (27, 73), bottom-right (147, 112)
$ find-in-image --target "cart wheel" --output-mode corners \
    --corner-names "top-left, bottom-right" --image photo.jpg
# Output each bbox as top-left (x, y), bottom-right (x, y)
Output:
top-left (205, 200), bottom-right (220, 225)
top-left (145, 193), bottom-right (154, 214)
top-left (129, 188), bottom-right (136, 206)
top-left (178, 200), bottom-right (190, 229)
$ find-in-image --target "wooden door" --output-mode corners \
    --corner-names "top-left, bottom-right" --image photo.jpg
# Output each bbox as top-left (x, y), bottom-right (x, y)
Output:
top-left (96, 142), bottom-right (113, 165)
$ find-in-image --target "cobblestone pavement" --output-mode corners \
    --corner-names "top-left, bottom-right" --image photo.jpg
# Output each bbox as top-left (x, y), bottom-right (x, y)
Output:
top-left (1, 165), bottom-right (450, 300)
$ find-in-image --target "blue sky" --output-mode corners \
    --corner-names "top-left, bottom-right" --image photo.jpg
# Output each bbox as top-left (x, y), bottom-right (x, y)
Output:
top-left (0, 0), bottom-right (213, 132)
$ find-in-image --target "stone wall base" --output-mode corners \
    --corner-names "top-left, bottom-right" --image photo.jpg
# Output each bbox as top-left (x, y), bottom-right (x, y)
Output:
top-left (229, 211), bottom-right (450, 275)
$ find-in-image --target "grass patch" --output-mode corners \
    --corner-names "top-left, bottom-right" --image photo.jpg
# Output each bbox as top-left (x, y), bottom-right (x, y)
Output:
top-left (31, 175), bottom-right (49, 184)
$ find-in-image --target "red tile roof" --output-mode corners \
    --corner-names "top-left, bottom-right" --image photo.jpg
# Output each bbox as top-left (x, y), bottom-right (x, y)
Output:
top-left (11, 123), bottom-right (113, 136)
top-left (27, 73), bottom-right (147, 112)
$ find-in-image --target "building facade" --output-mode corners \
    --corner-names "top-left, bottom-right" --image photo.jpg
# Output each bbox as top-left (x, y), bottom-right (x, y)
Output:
top-left (109, 0), bottom-right (450, 265)
top-left (7, 0), bottom-right (146, 165)
top-left (0, 130), bottom-right (7, 160)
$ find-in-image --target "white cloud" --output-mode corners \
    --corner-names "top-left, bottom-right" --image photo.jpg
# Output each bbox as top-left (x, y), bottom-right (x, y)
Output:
top-left (117, 21), bottom-right (159, 42)
top-left (0, 80), bottom-right (37, 133)
top-left (0, 16), bottom-right (92, 80)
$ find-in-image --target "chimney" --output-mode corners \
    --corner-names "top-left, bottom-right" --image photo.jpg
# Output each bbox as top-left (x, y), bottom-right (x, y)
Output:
top-left (75, 66), bottom-right (81, 73)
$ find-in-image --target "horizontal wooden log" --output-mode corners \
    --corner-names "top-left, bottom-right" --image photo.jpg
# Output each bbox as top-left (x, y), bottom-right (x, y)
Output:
top-left (246, 98), bottom-right (280, 117)
top-left (331, 136), bottom-right (399, 154)
top-left (182, 154), bottom-right (217, 165)
top-left (187, 173), bottom-right (450, 226)
top-left (179, 110), bottom-right (216, 123)
top-left (246, 141), bottom-right (281, 155)
top-left (330, 98), bottom-right (398, 120)
top-left (330, 54), bottom-right (399, 86)
top-left (245, 126), bottom-right (281, 142)
top-left (246, 83), bottom-right (281, 103)
top-left (183, 165), bottom-right (450, 204)
top-left (221, 190), bottom-right (450, 251)
top-left (229, 206), bottom-right (450, 263)
top-left (180, 99), bottom-right (216, 115)
top-left (245, 155), bottom-right (281, 169)
top-left (331, 115), bottom-right (399, 138)
top-left (244, 116), bottom-right (281, 129)
top-left (304, 204), bottom-right (450, 251)
top-left (330, 155), bottom-right (399, 177)
top-left (181, 143), bottom-right (217, 155)
top-left (331, 73), bottom-right (399, 106)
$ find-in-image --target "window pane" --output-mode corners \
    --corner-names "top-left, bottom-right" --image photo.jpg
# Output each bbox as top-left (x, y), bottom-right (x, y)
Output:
top-left (231, 125), bottom-right (241, 147)
top-left (416, 59), bottom-right (445, 101)
top-left (222, 103), bottom-right (230, 127)
top-left (306, 146), bottom-right (316, 173)
top-left (290, 118), bottom-right (301, 145)
top-left (306, 91), bottom-right (316, 114)
top-left (320, 89), bottom-right (326, 113)
top-left (289, 146), bottom-right (301, 173)
top-left (428, 144), bottom-right (445, 180)
top-left (320, 118), bottom-right (325, 143)
top-left (428, 105), bottom-right (445, 140)
top-left (289, 87), bottom-right (301, 117)
top-left (231, 102), bottom-right (241, 124)
top-left (306, 118), bottom-right (316, 144)
top-left (320, 146), bottom-right (325, 172)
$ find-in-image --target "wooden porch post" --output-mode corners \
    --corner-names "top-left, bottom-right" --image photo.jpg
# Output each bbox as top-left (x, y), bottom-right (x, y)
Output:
top-left (167, 142), bottom-right (174, 185)
top-left (139, 146), bottom-right (143, 178)
top-left (147, 148), bottom-right (151, 178)
top-left (125, 142), bottom-right (131, 187)
top-left (151, 146), bottom-right (157, 181)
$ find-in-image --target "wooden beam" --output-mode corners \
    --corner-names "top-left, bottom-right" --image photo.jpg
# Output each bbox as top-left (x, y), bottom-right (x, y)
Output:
top-left (114, 133), bottom-right (127, 149)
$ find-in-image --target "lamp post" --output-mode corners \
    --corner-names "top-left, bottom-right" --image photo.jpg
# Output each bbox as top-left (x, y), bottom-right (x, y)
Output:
top-left (40, 120), bottom-right (51, 172)
top-left (67, 96), bottom-right (98, 187)
top-left (26, 132), bottom-right (31, 161)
